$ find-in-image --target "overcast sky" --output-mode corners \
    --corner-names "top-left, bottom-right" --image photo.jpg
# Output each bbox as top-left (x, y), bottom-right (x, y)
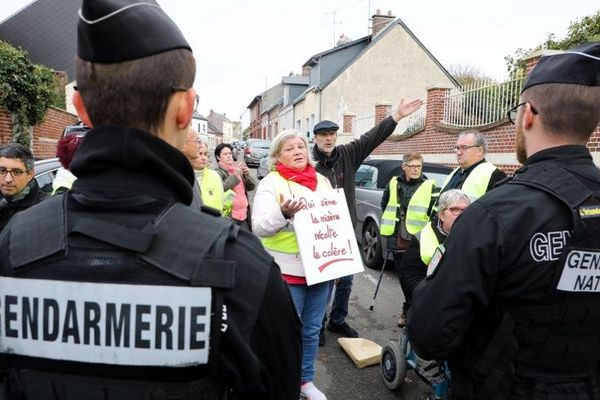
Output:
top-left (1, 0), bottom-right (599, 124)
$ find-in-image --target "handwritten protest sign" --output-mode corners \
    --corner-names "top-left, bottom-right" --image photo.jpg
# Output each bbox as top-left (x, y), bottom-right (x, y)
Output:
top-left (294, 189), bottom-right (364, 285)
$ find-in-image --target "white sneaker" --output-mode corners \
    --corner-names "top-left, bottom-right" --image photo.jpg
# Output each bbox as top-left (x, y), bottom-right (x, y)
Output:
top-left (300, 382), bottom-right (327, 400)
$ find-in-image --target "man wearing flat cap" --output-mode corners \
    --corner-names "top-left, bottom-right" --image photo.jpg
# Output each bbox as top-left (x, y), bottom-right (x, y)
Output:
top-left (312, 99), bottom-right (423, 343)
top-left (409, 42), bottom-right (600, 399)
top-left (0, 1), bottom-right (301, 399)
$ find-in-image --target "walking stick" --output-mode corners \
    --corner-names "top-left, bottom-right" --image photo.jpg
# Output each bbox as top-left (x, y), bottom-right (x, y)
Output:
top-left (369, 250), bottom-right (389, 311)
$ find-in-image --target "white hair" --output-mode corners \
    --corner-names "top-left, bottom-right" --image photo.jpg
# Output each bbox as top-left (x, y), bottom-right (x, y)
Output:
top-left (268, 130), bottom-right (315, 171)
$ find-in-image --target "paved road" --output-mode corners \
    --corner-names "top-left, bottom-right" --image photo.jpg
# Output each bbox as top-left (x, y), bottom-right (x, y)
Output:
top-left (248, 166), bottom-right (434, 399)
top-left (315, 267), bottom-right (435, 400)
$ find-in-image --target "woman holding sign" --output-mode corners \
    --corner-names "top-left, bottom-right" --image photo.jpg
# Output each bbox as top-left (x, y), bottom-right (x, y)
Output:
top-left (252, 130), bottom-right (332, 400)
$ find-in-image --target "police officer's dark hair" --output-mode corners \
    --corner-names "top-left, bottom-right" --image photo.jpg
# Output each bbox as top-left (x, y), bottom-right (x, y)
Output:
top-left (214, 143), bottom-right (233, 162)
top-left (523, 83), bottom-right (600, 142)
top-left (75, 49), bottom-right (195, 134)
top-left (0, 143), bottom-right (34, 170)
top-left (459, 130), bottom-right (488, 153)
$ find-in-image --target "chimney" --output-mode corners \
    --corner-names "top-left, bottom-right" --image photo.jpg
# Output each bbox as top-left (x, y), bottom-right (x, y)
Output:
top-left (371, 9), bottom-right (395, 37)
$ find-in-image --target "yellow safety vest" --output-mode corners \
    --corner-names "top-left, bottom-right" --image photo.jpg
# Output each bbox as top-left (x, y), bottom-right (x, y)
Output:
top-left (405, 180), bottom-right (438, 235)
top-left (261, 172), bottom-right (331, 254)
top-left (406, 162), bottom-right (497, 234)
top-left (418, 222), bottom-right (439, 265)
top-left (222, 190), bottom-right (234, 217)
top-left (198, 168), bottom-right (225, 213)
top-left (441, 161), bottom-right (498, 201)
top-left (380, 177), bottom-right (399, 236)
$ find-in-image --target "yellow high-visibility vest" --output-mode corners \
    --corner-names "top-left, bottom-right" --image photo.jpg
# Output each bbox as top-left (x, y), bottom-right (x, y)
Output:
top-left (441, 161), bottom-right (498, 202)
top-left (418, 221), bottom-right (439, 265)
top-left (380, 177), bottom-right (399, 236)
top-left (198, 168), bottom-right (225, 213)
top-left (405, 180), bottom-right (438, 235)
top-left (406, 161), bottom-right (497, 234)
top-left (261, 172), bottom-right (330, 254)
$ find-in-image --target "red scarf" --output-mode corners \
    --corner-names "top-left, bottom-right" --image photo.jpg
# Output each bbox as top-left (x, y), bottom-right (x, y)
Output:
top-left (276, 163), bottom-right (318, 191)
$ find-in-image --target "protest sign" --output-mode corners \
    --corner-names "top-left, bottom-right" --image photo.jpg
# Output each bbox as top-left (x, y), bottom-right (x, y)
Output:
top-left (293, 189), bottom-right (364, 285)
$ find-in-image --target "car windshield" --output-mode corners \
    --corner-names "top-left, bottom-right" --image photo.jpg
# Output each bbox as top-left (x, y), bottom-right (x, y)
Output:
top-left (248, 140), bottom-right (270, 149)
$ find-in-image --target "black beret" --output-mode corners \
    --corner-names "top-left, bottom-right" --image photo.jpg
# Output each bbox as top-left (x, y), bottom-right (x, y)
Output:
top-left (78, 0), bottom-right (192, 63)
top-left (313, 120), bottom-right (339, 134)
top-left (522, 42), bottom-right (600, 93)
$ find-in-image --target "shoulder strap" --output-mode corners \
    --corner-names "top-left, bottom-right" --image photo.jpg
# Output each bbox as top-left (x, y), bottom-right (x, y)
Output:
top-left (9, 194), bottom-right (66, 268)
top-left (508, 163), bottom-right (594, 210)
top-left (140, 203), bottom-right (236, 289)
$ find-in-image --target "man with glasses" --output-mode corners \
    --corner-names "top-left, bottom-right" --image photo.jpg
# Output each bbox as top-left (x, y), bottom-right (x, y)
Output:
top-left (0, 1), bottom-right (301, 399)
top-left (0, 143), bottom-right (46, 231)
top-left (443, 130), bottom-right (506, 195)
top-left (380, 152), bottom-right (427, 326)
top-left (405, 130), bottom-right (505, 235)
top-left (409, 42), bottom-right (600, 399)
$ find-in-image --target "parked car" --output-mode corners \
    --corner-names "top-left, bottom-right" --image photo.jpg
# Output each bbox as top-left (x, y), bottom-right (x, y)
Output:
top-left (34, 158), bottom-right (62, 194)
top-left (354, 159), bottom-right (452, 269)
top-left (243, 139), bottom-right (270, 167)
top-left (61, 124), bottom-right (90, 138)
top-left (257, 154), bottom-right (269, 179)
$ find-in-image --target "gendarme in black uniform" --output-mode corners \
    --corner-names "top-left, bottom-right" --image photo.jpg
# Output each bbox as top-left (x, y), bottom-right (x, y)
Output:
top-left (0, 1), bottom-right (301, 399)
top-left (0, 125), bottom-right (301, 400)
top-left (408, 43), bottom-right (600, 399)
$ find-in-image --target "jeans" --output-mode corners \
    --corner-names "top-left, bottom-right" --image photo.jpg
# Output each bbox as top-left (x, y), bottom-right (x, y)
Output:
top-left (289, 281), bottom-right (330, 383)
top-left (329, 273), bottom-right (353, 326)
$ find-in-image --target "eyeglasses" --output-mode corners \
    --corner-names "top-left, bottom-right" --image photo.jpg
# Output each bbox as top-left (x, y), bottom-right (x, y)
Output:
top-left (507, 102), bottom-right (538, 124)
top-left (186, 140), bottom-right (202, 144)
top-left (403, 164), bottom-right (422, 169)
top-left (0, 167), bottom-right (28, 178)
top-left (454, 145), bottom-right (480, 152)
top-left (446, 206), bottom-right (466, 216)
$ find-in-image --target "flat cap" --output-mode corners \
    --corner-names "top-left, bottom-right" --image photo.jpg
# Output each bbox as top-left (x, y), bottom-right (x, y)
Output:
top-left (78, 0), bottom-right (192, 63)
top-left (313, 120), bottom-right (339, 134)
top-left (523, 42), bottom-right (600, 93)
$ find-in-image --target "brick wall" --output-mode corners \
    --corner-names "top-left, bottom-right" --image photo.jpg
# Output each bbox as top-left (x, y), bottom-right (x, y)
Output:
top-left (0, 110), bottom-right (11, 144)
top-left (0, 107), bottom-right (78, 159)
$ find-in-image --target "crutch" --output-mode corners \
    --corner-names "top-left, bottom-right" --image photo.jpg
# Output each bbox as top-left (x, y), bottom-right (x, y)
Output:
top-left (369, 250), bottom-right (390, 311)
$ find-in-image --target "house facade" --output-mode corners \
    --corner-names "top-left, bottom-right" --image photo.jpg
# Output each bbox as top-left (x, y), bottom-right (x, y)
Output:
top-left (246, 10), bottom-right (457, 143)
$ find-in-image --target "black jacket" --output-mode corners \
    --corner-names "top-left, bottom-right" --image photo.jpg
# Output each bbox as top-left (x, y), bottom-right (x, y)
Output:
top-left (0, 178), bottom-right (46, 231)
top-left (0, 125), bottom-right (302, 400)
top-left (408, 145), bottom-right (600, 399)
top-left (313, 115), bottom-right (398, 227)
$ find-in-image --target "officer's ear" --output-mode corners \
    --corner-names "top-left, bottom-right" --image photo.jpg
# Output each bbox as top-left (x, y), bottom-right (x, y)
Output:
top-left (522, 102), bottom-right (536, 130)
top-left (173, 88), bottom-right (196, 130)
top-left (72, 90), bottom-right (93, 128)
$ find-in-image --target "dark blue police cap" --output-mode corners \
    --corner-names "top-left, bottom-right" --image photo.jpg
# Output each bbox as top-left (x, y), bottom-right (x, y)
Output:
top-left (78, 0), bottom-right (192, 63)
top-left (523, 42), bottom-right (600, 93)
top-left (313, 120), bottom-right (339, 134)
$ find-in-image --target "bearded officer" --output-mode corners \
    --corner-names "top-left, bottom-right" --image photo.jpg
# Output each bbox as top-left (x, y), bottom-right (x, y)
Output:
top-left (0, 1), bottom-right (301, 399)
top-left (408, 42), bottom-right (600, 399)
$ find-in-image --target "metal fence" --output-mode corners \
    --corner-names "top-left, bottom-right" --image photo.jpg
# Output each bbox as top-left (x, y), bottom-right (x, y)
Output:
top-left (442, 77), bottom-right (524, 128)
